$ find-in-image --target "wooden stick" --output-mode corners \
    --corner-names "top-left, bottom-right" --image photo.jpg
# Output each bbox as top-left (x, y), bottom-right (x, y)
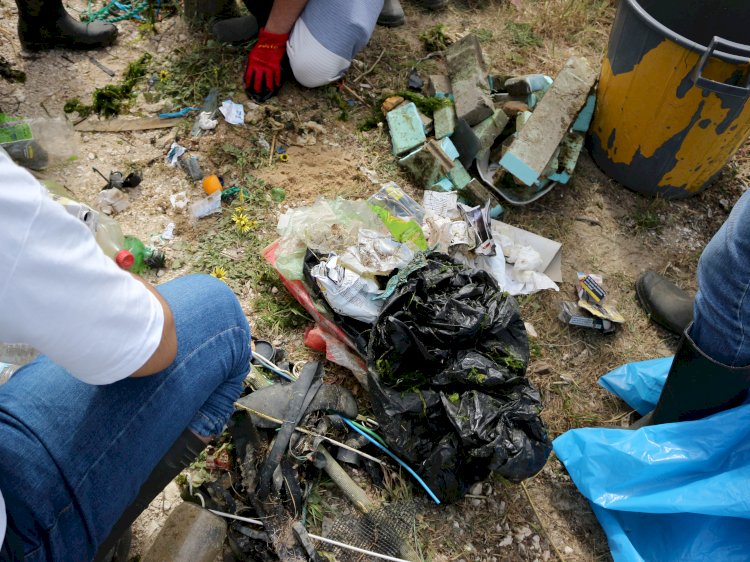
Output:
top-left (341, 83), bottom-right (368, 106)
top-left (269, 132), bottom-right (277, 167)
top-left (355, 47), bottom-right (386, 83)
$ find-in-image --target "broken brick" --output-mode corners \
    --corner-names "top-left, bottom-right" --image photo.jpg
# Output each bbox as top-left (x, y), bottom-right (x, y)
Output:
top-left (386, 102), bottom-right (427, 156)
top-left (398, 139), bottom-right (454, 188)
top-left (446, 34), bottom-right (494, 127)
top-left (434, 105), bottom-right (457, 139)
top-left (426, 75), bottom-right (453, 98)
top-left (471, 109), bottom-right (509, 152)
top-left (499, 57), bottom-right (596, 186)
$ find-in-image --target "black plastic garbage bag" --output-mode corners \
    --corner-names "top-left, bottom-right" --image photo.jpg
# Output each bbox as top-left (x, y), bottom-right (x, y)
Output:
top-left (366, 253), bottom-right (551, 502)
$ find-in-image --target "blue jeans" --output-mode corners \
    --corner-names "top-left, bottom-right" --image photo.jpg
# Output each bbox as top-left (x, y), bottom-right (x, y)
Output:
top-left (0, 274), bottom-right (251, 561)
top-left (691, 189), bottom-right (750, 367)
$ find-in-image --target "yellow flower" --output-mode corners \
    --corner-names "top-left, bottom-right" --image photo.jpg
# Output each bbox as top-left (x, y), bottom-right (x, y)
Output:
top-left (159, 69), bottom-right (170, 81)
top-left (210, 266), bottom-right (227, 282)
top-left (232, 209), bottom-right (256, 235)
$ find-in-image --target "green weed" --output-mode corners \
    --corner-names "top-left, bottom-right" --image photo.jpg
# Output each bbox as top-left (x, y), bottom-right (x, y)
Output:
top-left (419, 23), bottom-right (450, 52)
top-left (506, 22), bottom-right (543, 48)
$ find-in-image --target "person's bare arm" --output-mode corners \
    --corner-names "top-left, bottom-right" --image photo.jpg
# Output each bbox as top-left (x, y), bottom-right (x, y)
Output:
top-left (264, 0), bottom-right (309, 34)
top-left (129, 275), bottom-right (177, 377)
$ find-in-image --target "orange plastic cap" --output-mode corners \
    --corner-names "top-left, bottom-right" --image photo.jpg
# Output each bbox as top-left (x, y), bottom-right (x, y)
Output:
top-left (115, 250), bottom-right (135, 270)
top-left (202, 175), bottom-right (223, 195)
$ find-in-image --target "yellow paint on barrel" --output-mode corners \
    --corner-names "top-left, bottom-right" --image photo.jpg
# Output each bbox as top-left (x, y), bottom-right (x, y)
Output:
top-left (593, 39), bottom-right (750, 193)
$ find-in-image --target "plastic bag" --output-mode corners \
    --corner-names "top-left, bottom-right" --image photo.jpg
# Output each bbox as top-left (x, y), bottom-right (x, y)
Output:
top-left (338, 229), bottom-right (414, 276)
top-left (366, 253), bottom-right (551, 502)
top-left (367, 183), bottom-right (427, 250)
top-left (553, 358), bottom-right (750, 562)
top-left (275, 198), bottom-right (388, 280)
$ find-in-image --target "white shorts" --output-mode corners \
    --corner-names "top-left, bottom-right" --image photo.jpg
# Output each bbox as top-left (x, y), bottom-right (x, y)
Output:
top-left (287, 0), bottom-right (384, 88)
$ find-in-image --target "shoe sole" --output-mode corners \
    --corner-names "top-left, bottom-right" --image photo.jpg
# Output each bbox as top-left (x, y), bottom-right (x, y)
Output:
top-left (377, 15), bottom-right (406, 27)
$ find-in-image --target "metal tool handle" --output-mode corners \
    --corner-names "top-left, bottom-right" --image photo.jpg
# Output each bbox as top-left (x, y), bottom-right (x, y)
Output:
top-left (693, 36), bottom-right (750, 98)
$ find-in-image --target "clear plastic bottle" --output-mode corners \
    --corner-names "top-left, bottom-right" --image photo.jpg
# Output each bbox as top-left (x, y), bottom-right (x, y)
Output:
top-left (96, 214), bottom-right (135, 270)
top-left (0, 343), bottom-right (38, 385)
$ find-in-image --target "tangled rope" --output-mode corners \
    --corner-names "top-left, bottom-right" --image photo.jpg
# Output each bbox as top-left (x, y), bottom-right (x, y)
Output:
top-left (83, 0), bottom-right (152, 23)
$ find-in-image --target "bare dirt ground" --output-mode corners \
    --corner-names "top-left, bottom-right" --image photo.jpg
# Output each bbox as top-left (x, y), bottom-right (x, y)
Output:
top-left (2, 0), bottom-right (748, 560)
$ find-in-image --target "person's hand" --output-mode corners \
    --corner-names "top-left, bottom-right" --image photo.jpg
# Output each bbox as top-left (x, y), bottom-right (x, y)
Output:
top-left (244, 27), bottom-right (289, 101)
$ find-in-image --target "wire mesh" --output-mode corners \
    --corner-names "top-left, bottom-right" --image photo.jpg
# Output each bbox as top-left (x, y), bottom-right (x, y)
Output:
top-left (321, 502), bottom-right (418, 562)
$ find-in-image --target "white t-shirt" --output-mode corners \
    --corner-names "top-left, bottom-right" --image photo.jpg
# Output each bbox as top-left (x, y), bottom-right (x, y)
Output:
top-left (0, 150), bottom-right (165, 548)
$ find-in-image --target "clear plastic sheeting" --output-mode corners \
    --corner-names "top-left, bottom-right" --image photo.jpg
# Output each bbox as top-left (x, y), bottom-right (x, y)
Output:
top-left (553, 357), bottom-right (750, 562)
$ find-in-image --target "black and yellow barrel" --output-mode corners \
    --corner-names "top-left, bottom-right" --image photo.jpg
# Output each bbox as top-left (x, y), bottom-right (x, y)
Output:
top-left (591, 0), bottom-right (750, 199)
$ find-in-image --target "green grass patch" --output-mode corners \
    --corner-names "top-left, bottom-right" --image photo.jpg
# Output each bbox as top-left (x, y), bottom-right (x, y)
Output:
top-left (506, 21), bottom-right (543, 48)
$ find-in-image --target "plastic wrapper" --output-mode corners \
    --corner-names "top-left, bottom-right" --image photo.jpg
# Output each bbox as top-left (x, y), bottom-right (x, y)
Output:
top-left (366, 253), bottom-right (551, 502)
top-left (275, 198), bottom-right (388, 280)
top-left (367, 183), bottom-right (427, 250)
top-left (338, 229), bottom-right (414, 276)
top-left (554, 358), bottom-right (750, 562)
top-left (309, 254), bottom-right (383, 323)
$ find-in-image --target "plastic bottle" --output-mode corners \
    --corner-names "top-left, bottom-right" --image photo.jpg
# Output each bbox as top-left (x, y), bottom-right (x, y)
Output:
top-left (123, 236), bottom-right (166, 274)
top-left (96, 214), bottom-right (135, 270)
top-left (0, 343), bottom-right (38, 385)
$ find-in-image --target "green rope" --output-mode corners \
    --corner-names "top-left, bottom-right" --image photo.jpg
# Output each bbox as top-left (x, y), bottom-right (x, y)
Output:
top-left (84, 0), bottom-right (148, 23)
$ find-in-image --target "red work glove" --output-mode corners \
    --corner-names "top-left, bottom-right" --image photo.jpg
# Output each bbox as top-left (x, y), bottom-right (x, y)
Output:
top-left (244, 27), bottom-right (289, 101)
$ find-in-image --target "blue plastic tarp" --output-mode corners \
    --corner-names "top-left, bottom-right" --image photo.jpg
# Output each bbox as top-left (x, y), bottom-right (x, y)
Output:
top-left (553, 357), bottom-right (750, 562)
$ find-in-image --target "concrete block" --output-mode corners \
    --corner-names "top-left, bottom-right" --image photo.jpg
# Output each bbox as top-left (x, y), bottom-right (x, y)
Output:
top-left (504, 74), bottom-right (553, 96)
top-left (417, 108), bottom-right (434, 135)
top-left (398, 139), bottom-right (454, 188)
top-left (143, 502), bottom-right (226, 562)
top-left (434, 105), bottom-right (457, 139)
top-left (446, 34), bottom-right (493, 127)
top-left (471, 109), bottom-right (509, 152)
top-left (426, 75), bottom-right (453, 98)
top-left (448, 161), bottom-right (473, 190)
top-left (450, 118), bottom-right (481, 168)
top-left (386, 102), bottom-right (427, 156)
top-left (460, 178), bottom-right (496, 204)
top-left (431, 177), bottom-right (455, 192)
top-left (439, 136), bottom-right (460, 161)
top-left (572, 94), bottom-right (596, 133)
top-left (500, 57), bottom-right (596, 186)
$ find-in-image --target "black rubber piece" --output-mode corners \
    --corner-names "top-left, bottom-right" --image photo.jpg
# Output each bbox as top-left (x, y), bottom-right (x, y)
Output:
top-left (256, 362), bottom-right (323, 500)
top-left (236, 381), bottom-right (358, 428)
top-left (635, 271), bottom-right (694, 335)
top-left (635, 326), bottom-right (750, 426)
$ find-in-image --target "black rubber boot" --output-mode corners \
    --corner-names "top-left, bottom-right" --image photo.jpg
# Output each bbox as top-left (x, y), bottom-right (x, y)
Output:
top-left (632, 325), bottom-right (750, 428)
top-left (93, 429), bottom-right (207, 561)
top-left (15, 0), bottom-right (118, 51)
top-left (240, 0), bottom-right (274, 28)
top-left (378, 0), bottom-right (406, 27)
top-left (212, 15), bottom-right (259, 44)
top-left (420, 0), bottom-right (448, 9)
top-left (635, 271), bottom-right (694, 335)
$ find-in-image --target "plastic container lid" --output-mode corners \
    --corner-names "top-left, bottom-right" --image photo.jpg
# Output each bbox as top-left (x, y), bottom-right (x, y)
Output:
top-left (115, 249), bottom-right (135, 270)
